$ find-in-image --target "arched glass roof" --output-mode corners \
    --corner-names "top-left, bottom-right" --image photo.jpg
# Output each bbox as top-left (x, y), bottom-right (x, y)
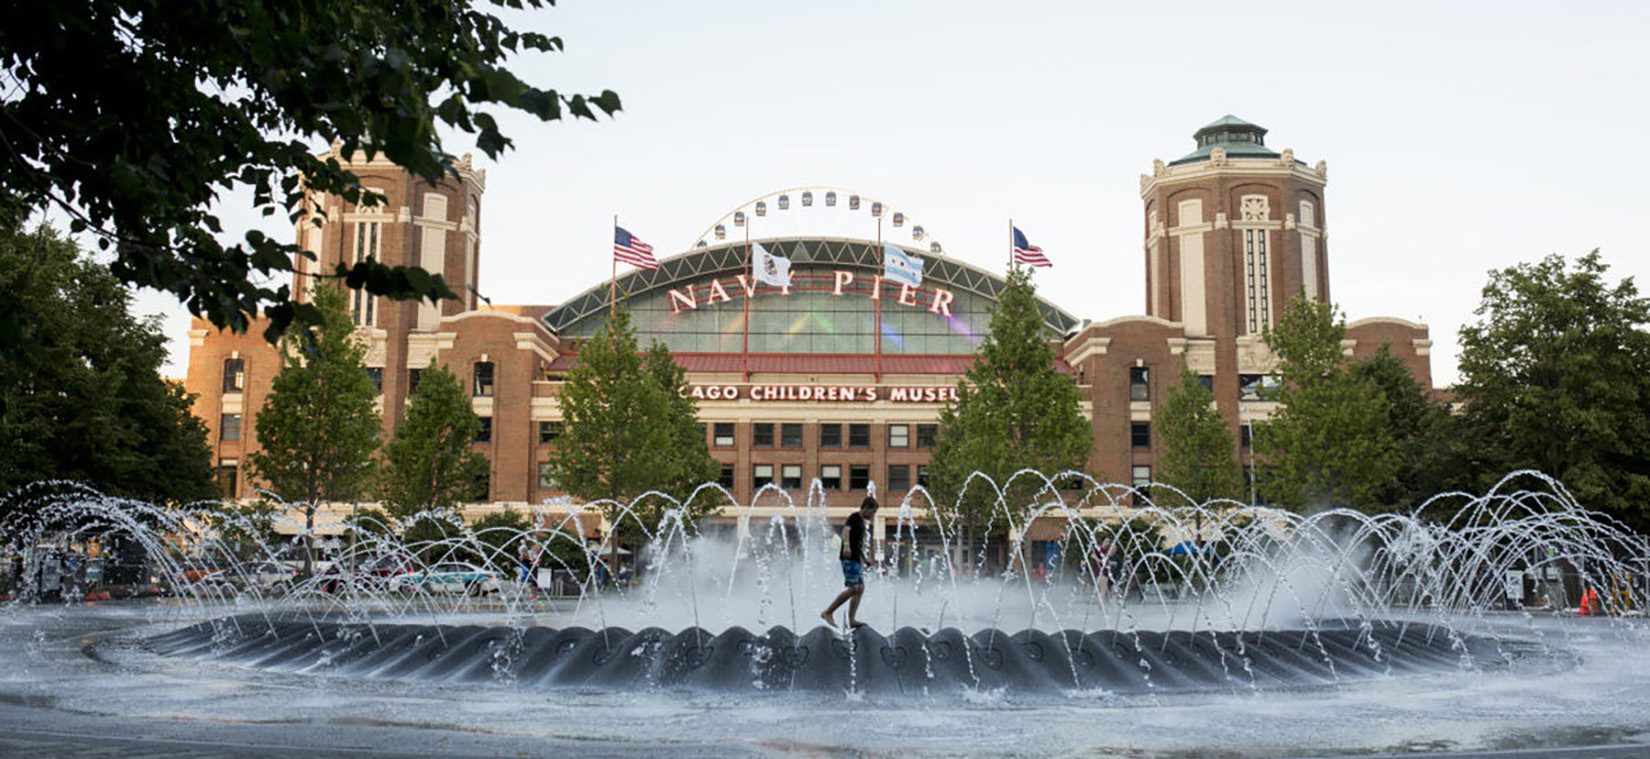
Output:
top-left (545, 238), bottom-right (1079, 355)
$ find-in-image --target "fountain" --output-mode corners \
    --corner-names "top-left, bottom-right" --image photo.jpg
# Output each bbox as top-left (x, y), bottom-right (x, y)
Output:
top-left (4, 470), bottom-right (1642, 702)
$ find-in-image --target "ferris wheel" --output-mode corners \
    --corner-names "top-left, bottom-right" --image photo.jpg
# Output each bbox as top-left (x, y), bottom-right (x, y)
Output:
top-left (690, 186), bottom-right (946, 255)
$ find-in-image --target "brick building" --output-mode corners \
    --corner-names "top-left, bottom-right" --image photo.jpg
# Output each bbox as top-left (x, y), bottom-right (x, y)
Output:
top-left (185, 117), bottom-right (1431, 535)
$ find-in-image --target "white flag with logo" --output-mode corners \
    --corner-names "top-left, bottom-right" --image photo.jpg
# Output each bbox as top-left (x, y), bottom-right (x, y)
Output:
top-left (752, 242), bottom-right (792, 287)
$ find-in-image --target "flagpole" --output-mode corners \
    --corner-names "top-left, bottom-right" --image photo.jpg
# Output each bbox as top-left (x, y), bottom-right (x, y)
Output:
top-left (742, 217), bottom-right (751, 382)
top-left (874, 214), bottom-right (883, 382)
top-left (610, 214), bottom-right (618, 320)
top-left (1007, 218), bottom-right (1013, 273)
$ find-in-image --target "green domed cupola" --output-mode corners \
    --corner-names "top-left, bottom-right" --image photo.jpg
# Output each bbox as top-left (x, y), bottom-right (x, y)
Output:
top-left (1170, 115), bottom-right (1282, 165)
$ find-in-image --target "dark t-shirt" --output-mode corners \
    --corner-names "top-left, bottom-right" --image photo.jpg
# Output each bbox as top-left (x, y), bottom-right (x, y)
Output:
top-left (843, 513), bottom-right (867, 563)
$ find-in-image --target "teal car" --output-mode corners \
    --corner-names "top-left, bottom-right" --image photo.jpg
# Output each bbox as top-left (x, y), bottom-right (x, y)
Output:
top-left (388, 562), bottom-right (501, 596)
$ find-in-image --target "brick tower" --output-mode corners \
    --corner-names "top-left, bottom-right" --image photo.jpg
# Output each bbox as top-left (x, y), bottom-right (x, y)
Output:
top-left (1139, 115), bottom-right (1328, 340)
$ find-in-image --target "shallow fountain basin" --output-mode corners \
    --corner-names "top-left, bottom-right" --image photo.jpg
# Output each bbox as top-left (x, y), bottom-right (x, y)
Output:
top-left (140, 614), bottom-right (1560, 696)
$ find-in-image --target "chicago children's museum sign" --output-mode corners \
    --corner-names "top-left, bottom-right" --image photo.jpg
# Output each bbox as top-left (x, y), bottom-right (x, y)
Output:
top-left (687, 384), bottom-right (961, 404)
top-left (665, 269), bottom-right (957, 317)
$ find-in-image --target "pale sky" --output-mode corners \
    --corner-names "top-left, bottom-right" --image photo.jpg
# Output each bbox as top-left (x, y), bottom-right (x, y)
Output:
top-left (136, 0), bottom-right (1650, 386)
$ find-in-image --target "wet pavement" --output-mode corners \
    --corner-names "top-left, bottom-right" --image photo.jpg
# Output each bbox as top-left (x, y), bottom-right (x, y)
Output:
top-left (3, 600), bottom-right (1649, 758)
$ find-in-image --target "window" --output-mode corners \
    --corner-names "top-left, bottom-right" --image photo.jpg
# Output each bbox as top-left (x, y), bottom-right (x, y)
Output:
top-left (219, 413), bottom-right (241, 442)
top-left (1196, 375), bottom-right (1214, 392)
top-left (538, 463), bottom-right (556, 488)
top-left (1132, 465), bottom-right (1151, 489)
top-left (849, 465), bottom-right (870, 491)
top-left (888, 465), bottom-right (911, 492)
top-left (408, 368), bottom-right (423, 395)
top-left (221, 358), bottom-right (245, 394)
top-left (351, 221), bottom-right (381, 326)
top-left (753, 423), bottom-right (775, 448)
top-left (1131, 422), bottom-right (1151, 448)
top-left (365, 367), bottom-right (383, 395)
top-left (713, 422), bottom-right (735, 447)
top-left (1243, 228), bottom-right (1271, 334)
top-left (916, 465), bottom-right (929, 488)
top-left (780, 423), bottom-right (803, 448)
top-left (753, 464), bottom-right (774, 489)
top-left (539, 421), bottom-right (562, 444)
top-left (781, 464), bottom-right (802, 489)
top-left (1239, 374), bottom-right (1281, 401)
top-left (1240, 424), bottom-right (1253, 450)
top-left (888, 424), bottom-right (910, 448)
top-left (820, 424), bottom-right (842, 448)
top-left (1129, 366), bottom-right (1150, 401)
top-left (718, 465), bottom-right (735, 489)
top-left (475, 416), bottom-right (492, 443)
top-left (216, 460), bottom-right (239, 499)
top-left (472, 361), bottom-right (495, 397)
top-left (848, 423), bottom-right (870, 448)
top-left (820, 465), bottom-right (842, 490)
top-left (916, 424), bottom-right (938, 448)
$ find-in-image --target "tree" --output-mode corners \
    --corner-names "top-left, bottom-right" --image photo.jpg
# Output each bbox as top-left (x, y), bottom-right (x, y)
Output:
top-left (0, 1), bottom-right (619, 349)
top-left (468, 506), bottom-right (531, 571)
top-left (377, 361), bottom-right (488, 519)
top-left (1255, 297), bottom-right (1399, 511)
top-left (928, 267), bottom-right (1092, 546)
top-left (1352, 346), bottom-right (1467, 507)
top-left (640, 341), bottom-right (722, 525)
top-left (0, 215), bottom-right (214, 509)
top-left (1456, 251), bottom-right (1650, 531)
top-left (1154, 367), bottom-right (1244, 504)
top-left (246, 284), bottom-right (380, 573)
top-left (545, 309), bottom-right (720, 553)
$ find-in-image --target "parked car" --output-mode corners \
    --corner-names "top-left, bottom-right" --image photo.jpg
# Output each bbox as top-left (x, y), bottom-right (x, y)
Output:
top-left (313, 555), bottom-right (410, 594)
top-left (205, 561), bottom-right (298, 593)
top-left (389, 563), bottom-right (501, 596)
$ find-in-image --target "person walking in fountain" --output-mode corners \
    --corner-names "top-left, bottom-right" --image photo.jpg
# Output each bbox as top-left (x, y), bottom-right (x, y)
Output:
top-left (821, 496), bottom-right (877, 630)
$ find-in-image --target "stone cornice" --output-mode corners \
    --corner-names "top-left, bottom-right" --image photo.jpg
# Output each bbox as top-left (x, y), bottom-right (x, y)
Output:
top-left (1140, 156), bottom-right (1327, 199)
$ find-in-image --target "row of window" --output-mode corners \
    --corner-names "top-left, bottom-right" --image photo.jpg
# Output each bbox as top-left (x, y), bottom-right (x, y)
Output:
top-left (712, 422), bottom-right (938, 450)
top-left (222, 359), bottom-right (1276, 407)
top-left (224, 415), bottom-right (1246, 454)
top-left (536, 462), bottom-right (933, 493)
top-left (749, 463), bottom-right (928, 491)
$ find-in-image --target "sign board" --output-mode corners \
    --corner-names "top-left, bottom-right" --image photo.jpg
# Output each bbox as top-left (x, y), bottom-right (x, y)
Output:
top-left (688, 384), bottom-right (960, 404)
top-left (667, 270), bottom-right (956, 317)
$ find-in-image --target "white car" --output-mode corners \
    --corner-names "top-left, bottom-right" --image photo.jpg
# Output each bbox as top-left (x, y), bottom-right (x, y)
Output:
top-left (388, 562), bottom-right (502, 596)
top-left (202, 561), bottom-right (298, 592)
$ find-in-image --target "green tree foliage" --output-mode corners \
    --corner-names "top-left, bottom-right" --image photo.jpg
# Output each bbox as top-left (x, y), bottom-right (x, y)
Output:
top-left (0, 1), bottom-right (619, 348)
top-left (1352, 346), bottom-right (1466, 507)
top-left (247, 285), bottom-right (380, 572)
top-left (929, 268), bottom-right (1092, 540)
top-left (377, 361), bottom-right (488, 518)
top-left (642, 340), bottom-right (723, 508)
top-left (1456, 251), bottom-right (1650, 531)
top-left (468, 506), bottom-right (530, 570)
top-left (1255, 298), bottom-right (1400, 511)
top-left (1153, 367), bottom-right (1243, 504)
top-left (210, 500), bottom-right (280, 561)
top-left (0, 217), bottom-right (214, 507)
top-left (545, 309), bottom-right (721, 549)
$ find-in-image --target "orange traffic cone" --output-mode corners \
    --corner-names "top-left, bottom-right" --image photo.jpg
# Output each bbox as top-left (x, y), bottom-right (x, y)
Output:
top-left (1579, 587), bottom-right (1601, 616)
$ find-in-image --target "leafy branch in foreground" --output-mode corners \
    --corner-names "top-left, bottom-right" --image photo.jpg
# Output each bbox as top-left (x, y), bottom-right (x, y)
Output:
top-left (0, 0), bottom-right (620, 346)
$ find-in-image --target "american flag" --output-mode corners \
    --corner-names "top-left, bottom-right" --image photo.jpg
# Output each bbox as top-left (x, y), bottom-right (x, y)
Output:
top-left (613, 226), bottom-right (658, 270)
top-left (1012, 226), bottom-right (1052, 268)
